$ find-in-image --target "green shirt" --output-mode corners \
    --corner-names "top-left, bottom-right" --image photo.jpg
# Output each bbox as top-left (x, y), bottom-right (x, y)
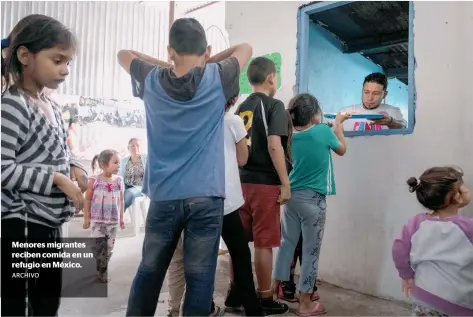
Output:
top-left (289, 124), bottom-right (339, 195)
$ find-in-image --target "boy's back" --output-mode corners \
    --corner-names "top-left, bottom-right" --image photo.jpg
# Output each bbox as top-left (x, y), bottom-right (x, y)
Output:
top-left (117, 17), bottom-right (253, 317)
top-left (231, 56), bottom-right (290, 315)
top-left (130, 58), bottom-right (239, 201)
top-left (236, 92), bottom-right (288, 185)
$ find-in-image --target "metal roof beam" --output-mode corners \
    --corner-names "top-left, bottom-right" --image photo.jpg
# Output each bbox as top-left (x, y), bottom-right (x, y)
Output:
top-left (343, 31), bottom-right (408, 54)
top-left (384, 67), bottom-right (408, 79)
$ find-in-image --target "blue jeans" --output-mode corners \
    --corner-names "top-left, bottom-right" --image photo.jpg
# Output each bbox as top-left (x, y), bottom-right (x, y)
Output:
top-left (126, 197), bottom-right (224, 317)
top-left (273, 189), bottom-right (327, 294)
top-left (124, 185), bottom-right (143, 210)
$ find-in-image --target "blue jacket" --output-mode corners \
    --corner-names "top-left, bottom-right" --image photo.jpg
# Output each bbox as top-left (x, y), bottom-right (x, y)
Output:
top-left (119, 154), bottom-right (148, 187)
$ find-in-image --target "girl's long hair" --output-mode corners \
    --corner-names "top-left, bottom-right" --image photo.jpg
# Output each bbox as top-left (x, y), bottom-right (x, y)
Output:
top-left (286, 94), bottom-right (323, 165)
top-left (285, 96), bottom-right (297, 165)
top-left (1, 14), bottom-right (76, 95)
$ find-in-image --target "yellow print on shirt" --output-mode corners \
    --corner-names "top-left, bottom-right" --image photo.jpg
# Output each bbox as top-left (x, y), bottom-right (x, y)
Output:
top-left (239, 110), bottom-right (253, 146)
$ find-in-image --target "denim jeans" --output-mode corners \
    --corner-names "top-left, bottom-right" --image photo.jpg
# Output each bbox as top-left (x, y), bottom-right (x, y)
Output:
top-left (126, 197), bottom-right (224, 317)
top-left (273, 189), bottom-right (327, 294)
top-left (124, 185), bottom-right (143, 210)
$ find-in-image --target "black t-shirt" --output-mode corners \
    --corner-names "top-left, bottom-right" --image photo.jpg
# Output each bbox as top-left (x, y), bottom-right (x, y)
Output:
top-left (235, 93), bottom-right (288, 185)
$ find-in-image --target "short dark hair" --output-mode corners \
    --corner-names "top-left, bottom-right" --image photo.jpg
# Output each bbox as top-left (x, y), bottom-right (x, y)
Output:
top-left (169, 18), bottom-right (207, 55)
top-left (98, 149), bottom-right (119, 168)
top-left (247, 57), bottom-right (276, 85)
top-left (363, 72), bottom-right (388, 90)
top-left (407, 166), bottom-right (464, 210)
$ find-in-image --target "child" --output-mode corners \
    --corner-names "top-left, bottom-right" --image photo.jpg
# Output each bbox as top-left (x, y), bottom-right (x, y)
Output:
top-left (1, 14), bottom-right (85, 316)
top-left (221, 96), bottom-right (263, 316)
top-left (117, 17), bottom-right (252, 316)
top-left (83, 150), bottom-right (125, 283)
top-left (279, 96), bottom-right (317, 303)
top-left (165, 97), bottom-right (263, 317)
top-left (272, 94), bottom-right (349, 316)
top-left (393, 166), bottom-right (472, 316)
top-left (231, 56), bottom-right (290, 315)
top-left (91, 154), bottom-right (101, 175)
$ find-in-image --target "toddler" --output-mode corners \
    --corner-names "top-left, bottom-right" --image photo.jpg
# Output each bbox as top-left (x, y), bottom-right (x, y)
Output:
top-left (84, 149), bottom-right (125, 283)
top-left (393, 166), bottom-right (472, 316)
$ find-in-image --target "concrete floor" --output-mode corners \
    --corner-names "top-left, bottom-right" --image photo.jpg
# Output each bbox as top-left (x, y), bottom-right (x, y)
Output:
top-left (59, 217), bottom-right (411, 316)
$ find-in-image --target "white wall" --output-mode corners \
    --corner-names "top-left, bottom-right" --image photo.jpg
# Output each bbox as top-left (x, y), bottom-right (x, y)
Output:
top-left (226, 1), bottom-right (473, 301)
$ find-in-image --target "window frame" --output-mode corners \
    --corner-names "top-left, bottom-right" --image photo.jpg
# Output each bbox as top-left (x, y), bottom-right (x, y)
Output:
top-left (295, 1), bottom-right (416, 137)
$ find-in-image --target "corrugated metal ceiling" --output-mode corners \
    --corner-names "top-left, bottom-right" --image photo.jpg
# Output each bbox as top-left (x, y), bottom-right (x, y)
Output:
top-left (1, 1), bottom-right (169, 99)
top-left (308, 1), bottom-right (410, 84)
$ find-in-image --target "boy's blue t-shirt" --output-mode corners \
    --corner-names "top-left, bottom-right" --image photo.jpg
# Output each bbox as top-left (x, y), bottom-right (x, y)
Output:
top-left (290, 124), bottom-right (339, 195)
top-left (130, 57), bottom-right (240, 201)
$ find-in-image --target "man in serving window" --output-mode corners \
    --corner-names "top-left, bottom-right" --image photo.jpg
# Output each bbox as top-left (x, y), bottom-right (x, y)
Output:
top-left (339, 72), bottom-right (407, 131)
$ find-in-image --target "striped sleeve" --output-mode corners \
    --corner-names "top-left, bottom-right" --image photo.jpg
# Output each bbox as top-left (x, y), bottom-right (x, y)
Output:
top-left (1, 97), bottom-right (54, 195)
top-left (51, 98), bottom-right (88, 176)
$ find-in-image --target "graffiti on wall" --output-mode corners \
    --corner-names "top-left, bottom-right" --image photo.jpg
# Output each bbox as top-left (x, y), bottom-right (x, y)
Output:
top-left (239, 52), bottom-right (282, 95)
top-left (61, 96), bottom-right (146, 129)
top-left (55, 95), bottom-right (147, 161)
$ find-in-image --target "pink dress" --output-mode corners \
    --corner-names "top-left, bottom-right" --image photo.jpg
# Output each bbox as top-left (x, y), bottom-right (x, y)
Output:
top-left (90, 176), bottom-right (122, 224)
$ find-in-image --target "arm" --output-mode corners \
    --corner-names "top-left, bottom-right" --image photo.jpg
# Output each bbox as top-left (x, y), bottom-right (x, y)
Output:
top-left (1, 97), bottom-right (54, 194)
top-left (117, 50), bottom-right (172, 74)
top-left (232, 116), bottom-right (249, 166)
top-left (117, 53), bottom-right (157, 99)
top-left (332, 120), bottom-right (347, 156)
top-left (384, 107), bottom-right (407, 129)
top-left (267, 101), bottom-right (290, 186)
top-left (69, 157), bottom-right (88, 193)
top-left (392, 224), bottom-right (416, 279)
top-left (207, 43), bottom-right (253, 72)
top-left (268, 136), bottom-right (290, 186)
top-left (372, 106), bottom-right (407, 129)
top-left (236, 138), bottom-right (248, 167)
top-left (83, 178), bottom-right (95, 224)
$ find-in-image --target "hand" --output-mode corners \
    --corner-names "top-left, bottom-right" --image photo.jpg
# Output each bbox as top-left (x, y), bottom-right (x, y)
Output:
top-left (54, 172), bottom-right (84, 211)
top-left (335, 112), bottom-right (351, 124)
top-left (277, 184), bottom-right (291, 205)
top-left (83, 218), bottom-right (90, 230)
top-left (325, 122), bottom-right (334, 128)
top-left (120, 220), bottom-right (125, 230)
top-left (369, 111), bottom-right (392, 126)
top-left (70, 166), bottom-right (88, 193)
top-left (402, 278), bottom-right (414, 297)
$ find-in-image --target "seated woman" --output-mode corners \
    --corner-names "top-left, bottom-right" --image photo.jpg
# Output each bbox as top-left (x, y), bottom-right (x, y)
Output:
top-left (119, 138), bottom-right (147, 210)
